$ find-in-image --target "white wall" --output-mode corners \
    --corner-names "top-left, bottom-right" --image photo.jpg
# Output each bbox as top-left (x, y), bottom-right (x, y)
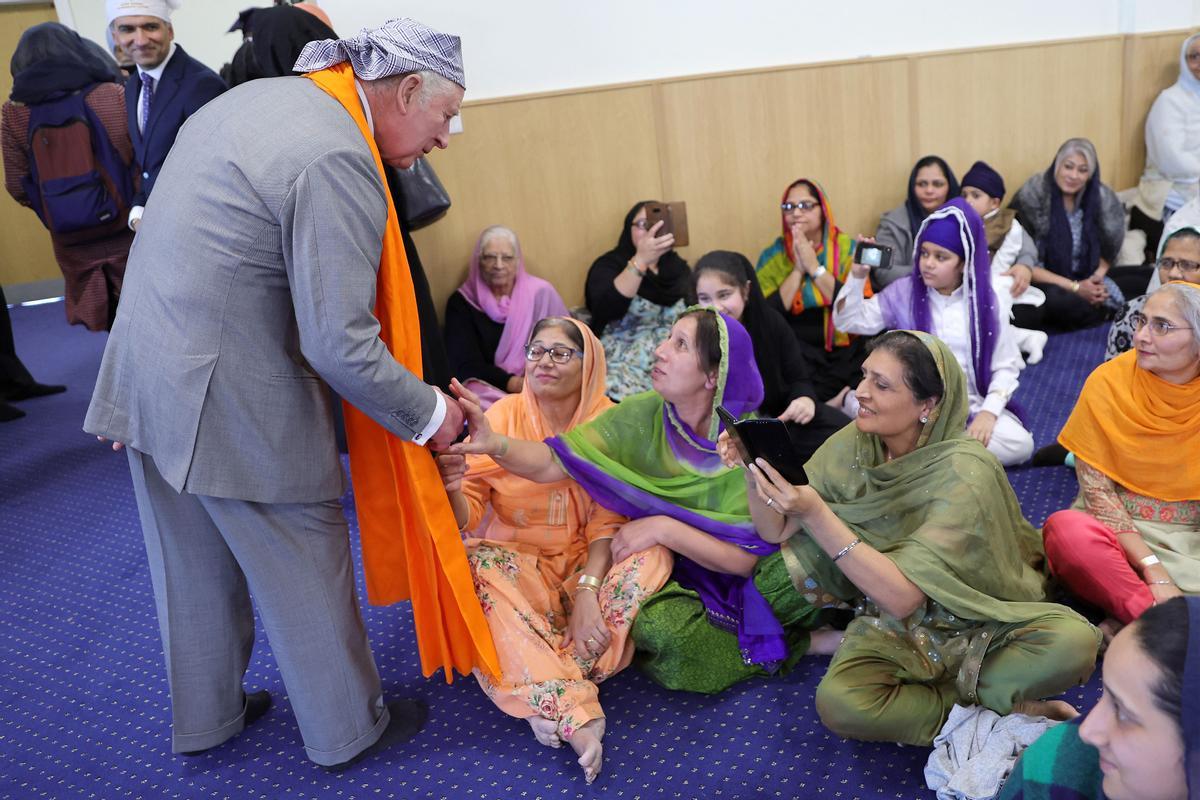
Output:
top-left (66, 0), bottom-right (1200, 100)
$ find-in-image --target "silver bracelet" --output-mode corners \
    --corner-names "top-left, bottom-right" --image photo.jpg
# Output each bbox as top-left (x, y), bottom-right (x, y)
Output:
top-left (1148, 579), bottom-right (1174, 586)
top-left (832, 537), bottom-right (861, 563)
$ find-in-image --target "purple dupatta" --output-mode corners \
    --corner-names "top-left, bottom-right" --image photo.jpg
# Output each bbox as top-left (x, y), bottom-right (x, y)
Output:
top-left (548, 310), bottom-right (791, 666)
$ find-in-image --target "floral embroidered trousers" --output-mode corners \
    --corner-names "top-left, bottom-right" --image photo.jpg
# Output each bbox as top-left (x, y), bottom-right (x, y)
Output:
top-left (469, 541), bottom-right (672, 740)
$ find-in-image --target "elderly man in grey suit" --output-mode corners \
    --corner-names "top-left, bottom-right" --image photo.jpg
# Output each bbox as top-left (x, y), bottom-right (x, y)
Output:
top-left (84, 19), bottom-right (466, 770)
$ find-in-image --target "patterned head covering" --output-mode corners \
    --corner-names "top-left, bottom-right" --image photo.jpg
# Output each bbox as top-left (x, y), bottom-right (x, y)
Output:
top-left (106, 0), bottom-right (181, 24)
top-left (293, 17), bottom-right (464, 88)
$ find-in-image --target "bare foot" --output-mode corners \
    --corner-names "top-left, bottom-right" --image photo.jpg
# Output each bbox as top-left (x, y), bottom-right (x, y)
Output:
top-left (569, 717), bottom-right (605, 784)
top-left (809, 628), bottom-right (845, 656)
top-left (528, 716), bottom-right (561, 749)
top-left (1013, 699), bottom-right (1079, 721)
top-left (825, 386), bottom-right (851, 409)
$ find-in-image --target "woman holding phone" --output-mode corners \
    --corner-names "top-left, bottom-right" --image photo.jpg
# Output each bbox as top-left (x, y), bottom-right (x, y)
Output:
top-left (449, 307), bottom-right (839, 697)
top-left (833, 198), bottom-right (1034, 466)
top-left (585, 201), bottom-right (690, 400)
top-left (722, 330), bottom-right (1099, 746)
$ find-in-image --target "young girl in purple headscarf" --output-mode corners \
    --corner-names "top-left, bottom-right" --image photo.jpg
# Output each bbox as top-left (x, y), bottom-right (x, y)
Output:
top-left (833, 198), bottom-right (1034, 466)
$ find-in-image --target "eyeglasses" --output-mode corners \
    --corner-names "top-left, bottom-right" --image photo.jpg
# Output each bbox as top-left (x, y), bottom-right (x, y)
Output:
top-left (781, 201), bottom-right (820, 213)
top-left (631, 219), bottom-right (652, 231)
top-left (1187, 52), bottom-right (1200, 63)
top-left (1156, 257), bottom-right (1200, 275)
top-left (524, 344), bottom-right (584, 364)
top-left (1130, 311), bottom-right (1194, 337)
top-left (480, 253), bottom-right (516, 265)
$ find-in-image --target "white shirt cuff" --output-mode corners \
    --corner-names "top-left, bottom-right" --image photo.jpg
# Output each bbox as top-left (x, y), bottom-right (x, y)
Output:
top-left (980, 393), bottom-right (1008, 419)
top-left (411, 389), bottom-right (447, 445)
top-left (128, 206), bottom-right (144, 230)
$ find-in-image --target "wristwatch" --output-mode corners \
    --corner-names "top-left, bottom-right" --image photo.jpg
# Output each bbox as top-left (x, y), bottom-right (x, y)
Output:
top-left (812, 265), bottom-right (828, 279)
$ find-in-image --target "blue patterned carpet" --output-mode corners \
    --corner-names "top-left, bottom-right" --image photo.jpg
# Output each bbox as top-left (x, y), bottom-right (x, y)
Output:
top-left (0, 302), bottom-right (1106, 800)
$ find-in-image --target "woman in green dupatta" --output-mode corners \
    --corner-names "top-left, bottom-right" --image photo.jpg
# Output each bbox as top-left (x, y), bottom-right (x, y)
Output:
top-left (724, 330), bottom-right (1100, 746)
top-left (449, 308), bottom-right (817, 701)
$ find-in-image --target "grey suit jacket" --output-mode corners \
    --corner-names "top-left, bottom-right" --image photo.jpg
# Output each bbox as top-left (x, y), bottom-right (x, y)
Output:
top-left (85, 77), bottom-right (438, 504)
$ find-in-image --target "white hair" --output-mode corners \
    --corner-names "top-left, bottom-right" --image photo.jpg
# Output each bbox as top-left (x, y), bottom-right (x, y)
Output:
top-left (1154, 282), bottom-right (1200, 352)
top-left (368, 70), bottom-right (458, 105)
top-left (478, 225), bottom-right (520, 255)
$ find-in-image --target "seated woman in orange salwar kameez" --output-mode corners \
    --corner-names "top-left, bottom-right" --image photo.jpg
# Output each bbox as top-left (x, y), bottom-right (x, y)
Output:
top-left (437, 316), bottom-right (672, 784)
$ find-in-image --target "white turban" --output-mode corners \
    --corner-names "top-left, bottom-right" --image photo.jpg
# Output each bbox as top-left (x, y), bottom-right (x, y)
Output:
top-left (106, 0), bottom-right (182, 25)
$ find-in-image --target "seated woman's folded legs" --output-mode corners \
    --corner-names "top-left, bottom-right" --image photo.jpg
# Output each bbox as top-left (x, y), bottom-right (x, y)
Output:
top-left (815, 620), bottom-right (960, 746)
top-left (631, 551), bottom-right (828, 694)
top-left (1043, 510), bottom-right (1155, 624)
top-left (468, 543), bottom-right (602, 739)
top-left (816, 610), bottom-right (1098, 745)
top-left (974, 609), bottom-right (1100, 716)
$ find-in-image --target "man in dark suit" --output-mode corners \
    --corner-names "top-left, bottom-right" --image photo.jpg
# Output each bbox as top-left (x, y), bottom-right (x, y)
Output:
top-left (107, 1), bottom-right (225, 231)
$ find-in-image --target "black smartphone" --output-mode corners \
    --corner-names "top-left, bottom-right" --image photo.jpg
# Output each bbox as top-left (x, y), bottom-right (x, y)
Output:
top-left (854, 242), bottom-right (893, 270)
top-left (716, 406), bottom-right (809, 486)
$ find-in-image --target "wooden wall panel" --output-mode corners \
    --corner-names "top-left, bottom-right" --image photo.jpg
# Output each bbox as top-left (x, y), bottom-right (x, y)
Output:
top-left (1117, 30), bottom-right (1193, 190)
top-left (656, 59), bottom-right (913, 270)
top-left (913, 38), bottom-right (1125, 208)
top-left (411, 85), bottom-right (663, 315)
top-left (0, 3), bottom-right (61, 287)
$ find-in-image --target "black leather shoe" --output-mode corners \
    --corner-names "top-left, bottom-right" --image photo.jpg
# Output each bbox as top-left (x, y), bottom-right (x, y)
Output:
top-left (1032, 443), bottom-right (1069, 467)
top-left (322, 698), bottom-right (429, 773)
top-left (4, 382), bottom-right (66, 401)
top-left (180, 690), bottom-right (272, 756)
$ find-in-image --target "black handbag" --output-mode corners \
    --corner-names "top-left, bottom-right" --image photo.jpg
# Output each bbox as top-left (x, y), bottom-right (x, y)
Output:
top-left (390, 157), bottom-right (451, 230)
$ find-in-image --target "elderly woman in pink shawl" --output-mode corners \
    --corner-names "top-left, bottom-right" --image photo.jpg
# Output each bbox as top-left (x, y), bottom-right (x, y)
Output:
top-left (444, 225), bottom-right (570, 407)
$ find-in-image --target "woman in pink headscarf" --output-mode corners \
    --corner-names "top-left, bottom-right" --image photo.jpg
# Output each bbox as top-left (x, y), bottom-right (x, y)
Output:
top-left (445, 225), bottom-right (570, 407)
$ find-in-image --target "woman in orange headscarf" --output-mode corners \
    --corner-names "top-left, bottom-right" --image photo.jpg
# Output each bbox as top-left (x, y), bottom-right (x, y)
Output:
top-left (436, 316), bottom-right (671, 784)
top-left (1043, 282), bottom-right (1200, 633)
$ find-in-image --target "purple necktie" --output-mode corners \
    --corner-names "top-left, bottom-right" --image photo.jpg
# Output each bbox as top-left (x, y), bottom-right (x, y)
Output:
top-left (140, 73), bottom-right (155, 133)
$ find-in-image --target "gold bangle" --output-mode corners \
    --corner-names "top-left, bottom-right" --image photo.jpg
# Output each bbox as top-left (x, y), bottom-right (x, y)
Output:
top-left (577, 574), bottom-right (602, 590)
top-left (575, 583), bottom-right (599, 594)
top-left (626, 259), bottom-right (646, 276)
top-left (1070, 280), bottom-right (1080, 293)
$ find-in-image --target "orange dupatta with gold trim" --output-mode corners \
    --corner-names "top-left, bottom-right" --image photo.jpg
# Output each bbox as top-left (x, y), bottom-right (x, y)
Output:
top-left (305, 63), bottom-right (498, 681)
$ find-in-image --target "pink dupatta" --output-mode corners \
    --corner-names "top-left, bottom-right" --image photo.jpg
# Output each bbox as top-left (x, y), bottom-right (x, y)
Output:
top-left (456, 228), bottom-right (569, 376)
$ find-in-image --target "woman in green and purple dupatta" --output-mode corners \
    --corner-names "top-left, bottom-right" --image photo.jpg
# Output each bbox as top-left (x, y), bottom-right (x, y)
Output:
top-left (449, 307), bottom-right (834, 695)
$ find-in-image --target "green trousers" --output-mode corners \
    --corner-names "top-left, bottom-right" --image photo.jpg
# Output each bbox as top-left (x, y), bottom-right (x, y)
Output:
top-left (814, 608), bottom-right (1100, 746)
top-left (630, 551), bottom-right (830, 694)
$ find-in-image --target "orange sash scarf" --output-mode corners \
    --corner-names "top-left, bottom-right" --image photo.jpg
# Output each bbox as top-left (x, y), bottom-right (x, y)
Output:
top-left (1059, 349), bottom-right (1200, 502)
top-left (305, 64), bottom-right (498, 681)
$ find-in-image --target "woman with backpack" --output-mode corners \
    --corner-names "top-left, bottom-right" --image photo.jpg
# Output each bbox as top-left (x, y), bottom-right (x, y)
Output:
top-left (2, 22), bottom-right (135, 332)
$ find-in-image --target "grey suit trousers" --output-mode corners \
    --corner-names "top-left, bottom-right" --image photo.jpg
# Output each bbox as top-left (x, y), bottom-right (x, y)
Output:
top-left (127, 448), bottom-right (390, 765)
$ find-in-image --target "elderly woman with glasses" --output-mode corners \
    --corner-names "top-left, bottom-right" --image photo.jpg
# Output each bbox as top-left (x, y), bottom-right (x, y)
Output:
top-left (445, 225), bottom-right (569, 407)
top-left (754, 178), bottom-right (870, 406)
top-left (1043, 281), bottom-right (1200, 638)
top-left (1107, 222), bottom-right (1200, 358)
top-left (436, 316), bottom-right (672, 783)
